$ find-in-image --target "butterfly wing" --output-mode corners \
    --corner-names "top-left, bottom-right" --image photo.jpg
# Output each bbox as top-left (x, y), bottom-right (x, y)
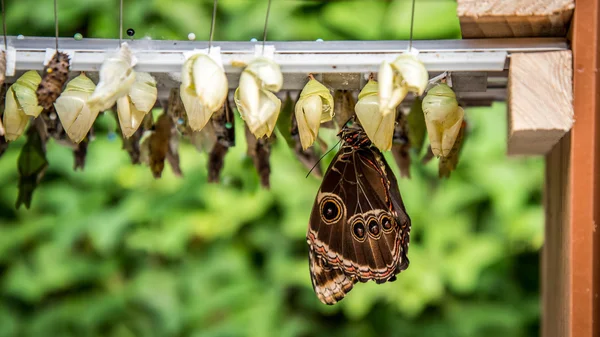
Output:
top-left (307, 140), bottom-right (411, 304)
top-left (308, 247), bottom-right (356, 305)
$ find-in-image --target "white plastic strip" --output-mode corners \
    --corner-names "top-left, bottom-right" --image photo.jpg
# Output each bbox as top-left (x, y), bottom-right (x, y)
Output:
top-left (11, 48), bottom-right (507, 74)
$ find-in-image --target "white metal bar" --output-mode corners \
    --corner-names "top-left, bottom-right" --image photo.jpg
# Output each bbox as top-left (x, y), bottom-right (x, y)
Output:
top-left (5, 36), bottom-right (568, 75)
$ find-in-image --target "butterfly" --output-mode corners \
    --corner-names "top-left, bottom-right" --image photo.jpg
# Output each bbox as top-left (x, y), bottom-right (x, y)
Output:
top-left (307, 118), bottom-right (411, 305)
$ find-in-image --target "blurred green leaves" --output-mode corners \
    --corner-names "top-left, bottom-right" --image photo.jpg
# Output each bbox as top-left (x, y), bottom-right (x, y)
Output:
top-left (0, 1), bottom-right (542, 336)
top-left (0, 103), bottom-right (543, 337)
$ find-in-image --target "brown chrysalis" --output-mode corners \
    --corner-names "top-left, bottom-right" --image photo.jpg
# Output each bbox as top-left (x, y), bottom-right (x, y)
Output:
top-left (245, 125), bottom-right (272, 189)
top-left (0, 50), bottom-right (6, 89)
top-left (208, 98), bottom-right (235, 183)
top-left (391, 109), bottom-right (411, 178)
top-left (37, 51), bottom-right (70, 110)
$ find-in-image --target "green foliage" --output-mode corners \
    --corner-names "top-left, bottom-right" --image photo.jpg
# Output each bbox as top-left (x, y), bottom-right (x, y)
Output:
top-left (0, 1), bottom-right (542, 336)
top-left (0, 103), bottom-right (542, 336)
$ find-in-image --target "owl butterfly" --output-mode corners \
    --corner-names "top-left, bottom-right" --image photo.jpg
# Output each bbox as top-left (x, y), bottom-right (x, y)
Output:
top-left (37, 51), bottom-right (70, 110)
top-left (307, 119), bottom-right (411, 305)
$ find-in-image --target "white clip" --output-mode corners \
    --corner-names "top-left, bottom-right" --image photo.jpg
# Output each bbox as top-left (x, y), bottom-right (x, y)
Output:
top-left (254, 44), bottom-right (275, 59)
top-left (5, 46), bottom-right (16, 76)
top-left (406, 46), bottom-right (420, 56)
top-left (43, 48), bottom-right (76, 66)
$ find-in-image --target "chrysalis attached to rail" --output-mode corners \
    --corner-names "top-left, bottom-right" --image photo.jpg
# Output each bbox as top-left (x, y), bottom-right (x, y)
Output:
top-left (294, 74), bottom-right (334, 150)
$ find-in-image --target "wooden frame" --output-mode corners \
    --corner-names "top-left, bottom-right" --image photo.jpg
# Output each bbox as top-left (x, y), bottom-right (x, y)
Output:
top-left (458, 0), bottom-right (599, 335)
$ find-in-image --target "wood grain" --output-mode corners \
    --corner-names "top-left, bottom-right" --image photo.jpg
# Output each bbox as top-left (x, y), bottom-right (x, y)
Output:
top-left (457, 0), bottom-right (574, 38)
top-left (543, 132), bottom-right (570, 337)
top-left (568, 1), bottom-right (600, 336)
top-left (507, 51), bottom-right (573, 155)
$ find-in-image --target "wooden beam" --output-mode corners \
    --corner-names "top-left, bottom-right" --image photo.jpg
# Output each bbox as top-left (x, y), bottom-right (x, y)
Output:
top-left (568, 0), bottom-right (600, 335)
top-left (543, 1), bottom-right (600, 336)
top-left (507, 51), bottom-right (573, 156)
top-left (457, 0), bottom-right (574, 38)
top-left (543, 133), bottom-right (570, 337)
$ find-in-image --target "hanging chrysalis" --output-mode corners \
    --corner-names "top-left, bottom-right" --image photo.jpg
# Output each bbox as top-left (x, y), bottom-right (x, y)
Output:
top-left (355, 77), bottom-right (395, 151)
top-left (3, 71), bottom-right (43, 141)
top-left (439, 120), bottom-right (467, 178)
top-left (378, 53), bottom-right (428, 117)
top-left (117, 112), bottom-right (152, 164)
top-left (294, 75), bottom-right (334, 150)
top-left (212, 97), bottom-right (235, 148)
top-left (406, 97), bottom-right (427, 153)
top-left (275, 92), bottom-right (295, 147)
top-left (117, 72), bottom-right (157, 138)
top-left (16, 123), bottom-right (49, 209)
top-left (53, 73), bottom-right (98, 143)
top-left (291, 103), bottom-right (324, 179)
top-left (208, 98), bottom-right (235, 183)
top-left (180, 53), bottom-right (228, 131)
top-left (234, 57), bottom-right (283, 138)
top-left (140, 113), bottom-right (172, 178)
top-left (88, 42), bottom-right (136, 112)
top-left (165, 88), bottom-right (185, 177)
top-left (333, 90), bottom-right (355, 130)
top-left (37, 51), bottom-right (70, 109)
top-left (391, 110), bottom-right (411, 178)
top-left (245, 125), bottom-right (272, 188)
top-left (422, 83), bottom-right (464, 157)
top-left (73, 129), bottom-right (93, 171)
top-left (166, 87), bottom-right (189, 136)
top-left (0, 50), bottom-right (6, 89)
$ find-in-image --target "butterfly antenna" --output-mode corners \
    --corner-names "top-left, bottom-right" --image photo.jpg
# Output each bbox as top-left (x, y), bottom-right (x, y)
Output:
top-left (306, 138), bottom-right (342, 179)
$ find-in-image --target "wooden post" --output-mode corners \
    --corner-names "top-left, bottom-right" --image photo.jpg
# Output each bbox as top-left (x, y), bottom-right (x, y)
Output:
top-left (543, 1), bottom-right (600, 336)
top-left (457, 0), bottom-right (574, 38)
top-left (507, 51), bottom-right (573, 155)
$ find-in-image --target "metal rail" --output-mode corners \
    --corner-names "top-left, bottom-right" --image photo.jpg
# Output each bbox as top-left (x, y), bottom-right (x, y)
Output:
top-left (1, 36), bottom-right (568, 105)
top-left (4, 36), bottom-right (568, 74)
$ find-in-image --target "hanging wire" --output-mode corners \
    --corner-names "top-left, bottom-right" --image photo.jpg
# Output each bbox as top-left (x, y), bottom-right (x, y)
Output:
top-left (408, 0), bottom-right (416, 52)
top-left (208, 0), bottom-right (218, 52)
top-left (119, 0), bottom-right (123, 44)
top-left (1, 0), bottom-right (6, 50)
top-left (54, 0), bottom-right (59, 50)
top-left (261, 0), bottom-right (272, 54)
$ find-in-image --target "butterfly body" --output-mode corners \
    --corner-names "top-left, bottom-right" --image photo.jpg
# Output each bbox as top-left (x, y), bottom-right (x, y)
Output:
top-left (307, 120), bottom-right (411, 305)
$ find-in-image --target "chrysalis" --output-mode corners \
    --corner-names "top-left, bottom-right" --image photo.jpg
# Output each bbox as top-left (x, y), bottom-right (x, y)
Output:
top-left (3, 71), bottom-right (43, 141)
top-left (406, 97), bottom-right (426, 153)
top-left (422, 83), bottom-right (464, 157)
top-left (117, 72), bottom-right (157, 138)
top-left (37, 51), bottom-right (70, 109)
top-left (294, 75), bottom-right (334, 150)
top-left (166, 87), bottom-right (189, 136)
top-left (0, 50), bottom-right (6, 89)
top-left (208, 99), bottom-right (235, 183)
top-left (117, 112), bottom-right (152, 164)
top-left (355, 77), bottom-right (395, 151)
top-left (378, 53), bottom-right (428, 116)
top-left (140, 113), bottom-right (172, 178)
top-left (73, 129), bottom-right (93, 171)
top-left (180, 53), bottom-right (228, 131)
top-left (16, 124), bottom-right (49, 209)
top-left (234, 57), bottom-right (283, 138)
top-left (391, 110), bottom-right (411, 178)
top-left (291, 104), bottom-right (324, 179)
top-left (275, 92), bottom-right (295, 148)
top-left (439, 120), bottom-right (467, 178)
top-left (88, 42), bottom-right (136, 112)
top-left (333, 90), bottom-right (355, 130)
top-left (53, 73), bottom-right (98, 143)
top-left (245, 125), bottom-right (272, 188)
